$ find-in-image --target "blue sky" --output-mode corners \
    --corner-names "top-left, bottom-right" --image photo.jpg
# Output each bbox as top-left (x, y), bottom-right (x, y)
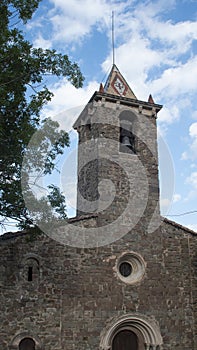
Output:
top-left (21, 0), bottom-right (197, 232)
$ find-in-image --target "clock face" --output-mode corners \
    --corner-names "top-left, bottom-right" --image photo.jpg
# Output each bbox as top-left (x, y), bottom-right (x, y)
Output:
top-left (112, 75), bottom-right (127, 96)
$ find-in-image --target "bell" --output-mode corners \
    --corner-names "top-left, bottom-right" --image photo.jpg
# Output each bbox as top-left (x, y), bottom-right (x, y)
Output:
top-left (121, 135), bottom-right (131, 147)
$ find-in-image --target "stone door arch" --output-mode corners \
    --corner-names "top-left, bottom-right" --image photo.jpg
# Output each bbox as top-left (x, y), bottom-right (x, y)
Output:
top-left (100, 313), bottom-right (163, 350)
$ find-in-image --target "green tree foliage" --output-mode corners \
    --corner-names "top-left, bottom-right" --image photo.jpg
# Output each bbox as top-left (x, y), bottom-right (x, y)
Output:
top-left (0, 0), bottom-right (84, 229)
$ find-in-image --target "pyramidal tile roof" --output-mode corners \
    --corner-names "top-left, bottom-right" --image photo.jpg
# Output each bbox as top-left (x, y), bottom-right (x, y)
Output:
top-left (104, 64), bottom-right (137, 99)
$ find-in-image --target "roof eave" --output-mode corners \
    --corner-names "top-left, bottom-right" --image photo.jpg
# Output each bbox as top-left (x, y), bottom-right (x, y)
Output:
top-left (89, 91), bottom-right (163, 113)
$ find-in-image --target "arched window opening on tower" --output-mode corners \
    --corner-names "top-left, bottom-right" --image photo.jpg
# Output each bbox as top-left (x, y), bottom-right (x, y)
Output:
top-left (19, 337), bottom-right (35, 350)
top-left (119, 123), bottom-right (135, 153)
top-left (119, 111), bottom-right (136, 154)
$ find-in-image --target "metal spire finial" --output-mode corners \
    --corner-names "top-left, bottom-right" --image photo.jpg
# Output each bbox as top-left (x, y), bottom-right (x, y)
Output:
top-left (112, 11), bottom-right (115, 65)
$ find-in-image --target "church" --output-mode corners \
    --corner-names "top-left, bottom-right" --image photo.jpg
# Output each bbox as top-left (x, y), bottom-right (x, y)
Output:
top-left (0, 65), bottom-right (196, 350)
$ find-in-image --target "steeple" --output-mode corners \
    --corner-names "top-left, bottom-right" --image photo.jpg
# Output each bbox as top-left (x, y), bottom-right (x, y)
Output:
top-left (104, 64), bottom-right (137, 99)
top-left (73, 65), bottom-right (163, 225)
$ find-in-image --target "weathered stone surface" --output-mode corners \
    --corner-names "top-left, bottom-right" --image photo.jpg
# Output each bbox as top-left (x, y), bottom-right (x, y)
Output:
top-left (0, 218), bottom-right (196, 350)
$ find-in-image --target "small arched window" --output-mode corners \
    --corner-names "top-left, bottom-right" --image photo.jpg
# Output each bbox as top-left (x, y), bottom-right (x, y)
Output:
top-left (24, 257), bottom-right (39, 282)
top-left (112, 330), bottom-right (138, 350)
top-left (19, 337), bottom-right (35, 350)
top-left (10, 333), bottom-right (42, 350)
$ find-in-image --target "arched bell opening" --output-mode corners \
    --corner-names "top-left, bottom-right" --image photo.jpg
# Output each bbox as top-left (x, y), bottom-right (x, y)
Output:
top-left (119, 111), bottom-right (137, 154)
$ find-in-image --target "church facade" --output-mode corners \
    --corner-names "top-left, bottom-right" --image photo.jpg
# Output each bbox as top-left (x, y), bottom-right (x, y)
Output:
top-left (0, 65), bottom-right (196, 350)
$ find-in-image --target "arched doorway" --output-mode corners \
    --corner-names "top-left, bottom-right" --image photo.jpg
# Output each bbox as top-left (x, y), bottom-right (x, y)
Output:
top-left (112, 329), bottom-right (138, 350)
top-left (100, 313), bottom-right (163, 350)
top-left (19, 338), bottom-right (35, 350)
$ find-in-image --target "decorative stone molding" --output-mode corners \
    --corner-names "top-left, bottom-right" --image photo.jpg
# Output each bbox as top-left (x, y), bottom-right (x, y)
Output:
top-left (9, 332), bottom-right (42, 350)
top-left (114, 251), bottom-right (146, 284)
top-left (100, 313), bottom-right (163, 350)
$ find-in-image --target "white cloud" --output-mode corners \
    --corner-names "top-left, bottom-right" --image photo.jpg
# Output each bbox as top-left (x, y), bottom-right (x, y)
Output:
top-left (189, 122), bottom-right (197, 138)
top-left (132, 0), bottom-right (197, 54)
top-left (190, 140), bottom-right (197, 159)
top-left (33, 0), bottom-right (197, 62)
top-left (158, 106), bottom-right (180, 124)
top-left (144, 18), bottom-right (197, 51)
top-left (160, 197), bottom-right (172, 215)
top-left (192, 111), bottom-right (197, 120)
top-left (99, 2), bottom-right (197, 109)
top-left (33, 34), bottom-right (52, 49)
top-left (181, 151), bottom-right (188, 161)
top-left (150, 57), bottom-right (197, 100)
top-left (182, 123), bottom-right (197, 160)
top-left (26, 17), bottom-right (43, 31)
top-left (173, 193), bottom-right (181, 203)
top-left (161, 198), bottom-right (171, 207)
top-left (31, 0), bottom-right (197, 133)
top-left (28, 0), bottom-right (197, 116)
top-left (186, 171), bottom-right (197, 190)
top-left (48, 0), bottom-right (114, 43)
top-left (51, 0), bottom-right (110, 19)
top-left (42, 79), bottom-right (99, 130)
top-left (157, 124), bottom-right (168, 138)
top-left (185, 171), bottom-right (197, 202)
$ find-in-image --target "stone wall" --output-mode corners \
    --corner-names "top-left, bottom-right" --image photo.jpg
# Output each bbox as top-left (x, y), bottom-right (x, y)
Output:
top-left (0, 218), bottom-right (196, 350)
top-left (75, 97), bottom-right (160, 222)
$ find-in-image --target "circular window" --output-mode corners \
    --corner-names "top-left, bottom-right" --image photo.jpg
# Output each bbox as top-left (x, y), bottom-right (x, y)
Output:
top-left (119, 262), bottom-right (132, 277)
top-left (115, 251), bottom-right (146, 284)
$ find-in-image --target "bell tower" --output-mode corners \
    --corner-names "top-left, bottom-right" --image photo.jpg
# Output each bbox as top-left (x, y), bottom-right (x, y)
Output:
top-left (73, 65), bottom-right (162, 230)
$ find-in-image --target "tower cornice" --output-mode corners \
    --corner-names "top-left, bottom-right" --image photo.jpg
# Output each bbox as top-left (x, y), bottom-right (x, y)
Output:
top-left (89, 91), bottom-right (163, 115)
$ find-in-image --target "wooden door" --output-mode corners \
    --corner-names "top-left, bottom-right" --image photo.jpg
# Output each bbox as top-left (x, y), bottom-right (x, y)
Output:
top-left (112, 330), bottom-right (138, 350)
